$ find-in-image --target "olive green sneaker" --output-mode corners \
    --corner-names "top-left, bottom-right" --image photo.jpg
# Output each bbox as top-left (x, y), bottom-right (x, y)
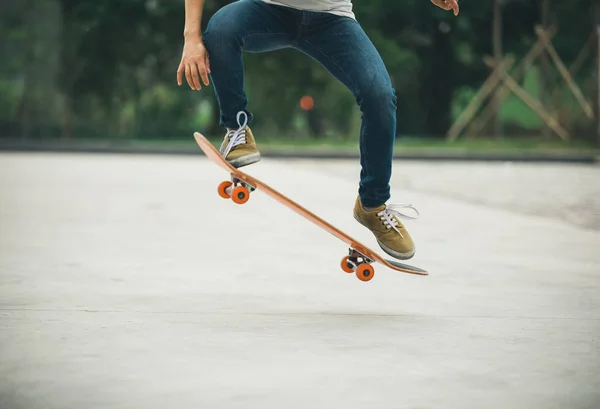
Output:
top-left (353, 196), bottom-right (419, 260)
top-left (219, 112), bottom-right (261, 168)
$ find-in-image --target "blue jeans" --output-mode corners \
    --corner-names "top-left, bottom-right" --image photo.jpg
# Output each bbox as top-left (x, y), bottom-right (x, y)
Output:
top-left (204, 0), bottom-right (397, 208)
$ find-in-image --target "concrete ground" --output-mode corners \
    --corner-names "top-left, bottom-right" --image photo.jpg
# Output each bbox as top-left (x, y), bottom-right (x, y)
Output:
top-left (0, 152), bottom-right (599, 409)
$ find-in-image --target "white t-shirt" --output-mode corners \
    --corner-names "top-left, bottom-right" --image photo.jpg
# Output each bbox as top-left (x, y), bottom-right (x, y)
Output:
top-left (260, 0), bottom-right (354, 19)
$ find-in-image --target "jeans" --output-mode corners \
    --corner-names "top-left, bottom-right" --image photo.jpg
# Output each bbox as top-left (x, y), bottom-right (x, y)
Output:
top-left (204, 0), bottom-right (397, 208)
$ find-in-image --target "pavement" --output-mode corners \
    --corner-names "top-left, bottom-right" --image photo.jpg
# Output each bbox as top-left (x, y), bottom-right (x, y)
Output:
top-left (1, 152), bottom-right (599, 409)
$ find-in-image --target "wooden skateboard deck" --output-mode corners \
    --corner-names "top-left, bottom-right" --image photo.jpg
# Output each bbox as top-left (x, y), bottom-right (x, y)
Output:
top-left (194, 132), bottom-right (428, 281)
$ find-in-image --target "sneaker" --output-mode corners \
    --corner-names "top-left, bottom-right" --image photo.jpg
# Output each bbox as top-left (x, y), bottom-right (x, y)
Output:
top-left (219, 111), bottom-right (261, 168)
top-left (353, 196), bottom-right (419, 260)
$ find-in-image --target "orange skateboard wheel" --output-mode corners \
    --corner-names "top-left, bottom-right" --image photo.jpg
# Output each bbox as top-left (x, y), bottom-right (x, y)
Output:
top-left (231, 185), bottom-right (250, 204)
top-left (356, 264), bottom-right (374, 282)
top-left (218, 181), bottom-right (233, 199)
top-left (340, 256), bottom-right (354, 273)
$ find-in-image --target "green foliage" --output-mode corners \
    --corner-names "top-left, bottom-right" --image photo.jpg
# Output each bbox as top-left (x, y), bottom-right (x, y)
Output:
top-left (0, 79), bottom-right (24, 120)
top-left (500, 68), bottom-right (543, 129)
top-left (0, 0), bottom-right (597, 142)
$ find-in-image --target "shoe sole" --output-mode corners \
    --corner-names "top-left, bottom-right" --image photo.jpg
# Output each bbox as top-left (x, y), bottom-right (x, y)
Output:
top-left (353, 214), bottom-right (416, 260)
top-left (229, 152), bottom-right (261, 168)
top-left (377, 240), bottom-right (415, 260)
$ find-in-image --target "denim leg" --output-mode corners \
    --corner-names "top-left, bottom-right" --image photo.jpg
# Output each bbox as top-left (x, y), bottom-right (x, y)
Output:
top-left (203, 0), bottom-right (298, 128)
top-left (294, 15), bottom-right (397, 208)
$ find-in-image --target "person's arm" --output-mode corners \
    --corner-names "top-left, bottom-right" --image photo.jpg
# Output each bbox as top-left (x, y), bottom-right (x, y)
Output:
top-left (183, 0), bottom-right (205, 40)
top-left (177, 0), bottom-right (211, 90)
top-left (430, 0), bottom-right (459, 16)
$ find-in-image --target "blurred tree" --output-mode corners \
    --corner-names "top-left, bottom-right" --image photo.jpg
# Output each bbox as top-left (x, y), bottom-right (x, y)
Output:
top-left (0, 0), bottom-right (61, 139)
top-left (0, 0), bottom-right (595, 141)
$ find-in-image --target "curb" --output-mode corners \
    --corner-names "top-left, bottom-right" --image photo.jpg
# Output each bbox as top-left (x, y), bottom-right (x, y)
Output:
top-left (0, 140), bottom-right (598, 164)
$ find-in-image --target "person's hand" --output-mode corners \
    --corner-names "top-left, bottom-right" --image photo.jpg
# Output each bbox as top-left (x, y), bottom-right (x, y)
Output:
top-left (177, 37), bottom-right (211, 90)
top-left (430, 0), bottom-right (459, 16)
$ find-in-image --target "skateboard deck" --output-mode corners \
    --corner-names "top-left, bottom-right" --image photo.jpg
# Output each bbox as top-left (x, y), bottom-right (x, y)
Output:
top-left (194, 132), bottom-right (428, 281)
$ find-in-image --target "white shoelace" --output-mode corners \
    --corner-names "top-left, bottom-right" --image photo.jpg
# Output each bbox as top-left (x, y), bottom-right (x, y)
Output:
top-left (378, 203), bottom-right (419, 238)
top-left (220, 111), bottom-right (249, 158)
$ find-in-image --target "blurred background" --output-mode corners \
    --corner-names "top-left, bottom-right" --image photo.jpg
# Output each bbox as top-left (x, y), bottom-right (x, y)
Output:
top-left (1, 0), bottom-right (599, 155)
top-left (2, 3), bottom-right (600, 408)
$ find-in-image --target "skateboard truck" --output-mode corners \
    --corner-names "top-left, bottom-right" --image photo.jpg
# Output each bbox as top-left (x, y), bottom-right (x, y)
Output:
top-left (341, 248), bottom-right (375, 282)
top-left (217, 174), bottom-right (256, 204)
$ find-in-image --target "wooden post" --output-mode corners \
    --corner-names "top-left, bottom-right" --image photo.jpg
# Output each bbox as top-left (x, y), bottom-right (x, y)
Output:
top-left (468, 27), bottom-right (557, 137)
top-left (535, 26), bottom-right (594, 119)
top-left (597, 25), bottom-right (600, 145)
top-left (550, 31), bottom-right (596, 129)
top-left (485, 59), bottom-right (570, 140)
top-left (595, 0), bottom-right (600, 146)
top-left (569, 32), bottom-right (595, 77)
top-left (446, 56), bottom-right (514, 141)
top-left (492, 0), bottom-right (503, 138)
top-left (540, 0), bottom-right (552, 139)
top-left (501, 74), bottom-right (569, 141)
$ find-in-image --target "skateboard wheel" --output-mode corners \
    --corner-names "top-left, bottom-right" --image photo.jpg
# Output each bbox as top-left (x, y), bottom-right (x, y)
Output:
top-left (340, 256), bottom-right (354, 274)
top-left (218, 181), bottom-right (233, 199)
top-left (356, 264), bottom-right (374, 282)
top-left (231, 185), bottom-right (250, 204)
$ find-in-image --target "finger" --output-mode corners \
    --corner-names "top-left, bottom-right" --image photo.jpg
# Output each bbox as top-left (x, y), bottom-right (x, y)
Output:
top-left (190, 63), bottom-right (202, 90)
top-left (200, 65), bottom-right (210, 86)
top-left (205, 54), bottom-right (211, 74)
top-left (177, 62), bottom-right (184, 86)
top-left (185, 64), bottom-right (194, 90)
top-left (447, 0), bottom-right (459, 15)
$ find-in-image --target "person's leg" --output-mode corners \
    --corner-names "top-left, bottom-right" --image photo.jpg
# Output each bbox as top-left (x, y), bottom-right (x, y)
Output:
top-left (203, 0), bottom-right (298, 167)
top-left (203, 0), bottom-right (297, 129)
top-left (295, 13), bottom-right (417, 260)
top-left (294, 14), bottom-right (396, 208)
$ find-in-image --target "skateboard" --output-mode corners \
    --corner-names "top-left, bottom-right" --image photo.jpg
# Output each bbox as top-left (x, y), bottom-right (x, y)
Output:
top-left (193, 132), bottom-right (428, 282)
